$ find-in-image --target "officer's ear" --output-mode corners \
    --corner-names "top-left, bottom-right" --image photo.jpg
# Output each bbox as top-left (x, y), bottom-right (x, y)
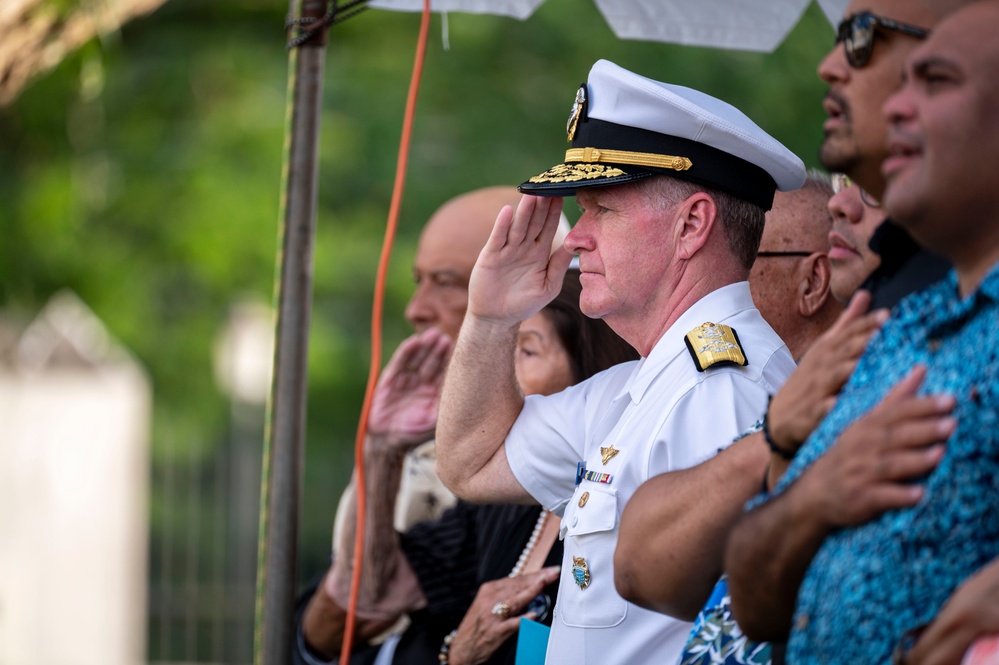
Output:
top-left (674, 192), bottom-right (717, 260)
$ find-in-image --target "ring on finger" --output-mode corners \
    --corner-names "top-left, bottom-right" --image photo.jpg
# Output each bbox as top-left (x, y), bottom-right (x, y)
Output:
top-left (491, 601), bottom-right (511, 618)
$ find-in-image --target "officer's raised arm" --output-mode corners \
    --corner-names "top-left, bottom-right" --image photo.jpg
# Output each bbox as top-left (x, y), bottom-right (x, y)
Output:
top-left (435, 194), bottom-right (572, 503)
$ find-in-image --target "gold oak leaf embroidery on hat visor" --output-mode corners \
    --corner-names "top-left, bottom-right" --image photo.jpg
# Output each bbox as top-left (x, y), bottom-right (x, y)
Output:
top-left (528, 163), bottom-right (627, 184)
top-left (528, 148), bottom-right (692, 185)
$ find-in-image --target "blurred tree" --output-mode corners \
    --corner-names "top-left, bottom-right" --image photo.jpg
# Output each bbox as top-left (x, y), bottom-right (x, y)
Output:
top-left (0, 0), bottom-right (169, 106)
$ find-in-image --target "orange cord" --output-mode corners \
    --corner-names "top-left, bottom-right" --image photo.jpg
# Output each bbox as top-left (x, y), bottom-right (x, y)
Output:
top-left (339, 0), bottom-right (432, 661)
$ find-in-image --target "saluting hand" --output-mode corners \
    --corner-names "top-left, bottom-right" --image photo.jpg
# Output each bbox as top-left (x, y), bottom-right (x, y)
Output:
top-left (467, 194), bottom-right (573, 325)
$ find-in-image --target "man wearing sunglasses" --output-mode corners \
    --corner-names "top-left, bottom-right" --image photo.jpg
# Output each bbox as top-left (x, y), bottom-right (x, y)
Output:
top-left (816, 2), bottom-right (962, 311)
top-left (726, 0), bottom-right (999, 661)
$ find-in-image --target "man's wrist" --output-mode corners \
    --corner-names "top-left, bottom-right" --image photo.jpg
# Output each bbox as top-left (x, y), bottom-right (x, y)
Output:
top-left (762, 397), bottom-right (797, 460)
top-left (298, 612), bottom-right (338, 665)
top-left (784, 474), bottom-right (835, 539)
top-left (364, 435), bottom-right (413, 460)
top-left (301, 575), bottom-right (348, 662)
top-left (461, 312), bottom-right (524, 338)
top-left (325, 551), bottom-right (426, 622)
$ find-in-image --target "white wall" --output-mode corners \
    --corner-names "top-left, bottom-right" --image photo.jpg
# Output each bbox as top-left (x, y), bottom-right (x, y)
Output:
top-left (0, 294), bottom-right (150, 665)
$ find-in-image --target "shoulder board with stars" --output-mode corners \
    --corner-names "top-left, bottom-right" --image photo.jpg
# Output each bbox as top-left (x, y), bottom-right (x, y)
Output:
top-left (684, 322), bottom-right (748, 372)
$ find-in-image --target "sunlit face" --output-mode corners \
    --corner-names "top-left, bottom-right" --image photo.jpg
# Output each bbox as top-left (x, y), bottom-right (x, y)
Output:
top-left (515, 312), bottom-right (575, 397)
top-left (565, 184), bottom-right (675, 328)
top-left (817, 0), bottom-right (935, 198)
top-left (882, 4), bottom-right (999, 256)
top-left (404, 240), bottom-right (472, 342)
top-left (827, 180), bottom-right (884, 302)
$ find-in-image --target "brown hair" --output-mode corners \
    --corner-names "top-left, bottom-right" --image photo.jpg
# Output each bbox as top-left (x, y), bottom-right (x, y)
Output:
top-left (541, 269), bottom-right (640, 383)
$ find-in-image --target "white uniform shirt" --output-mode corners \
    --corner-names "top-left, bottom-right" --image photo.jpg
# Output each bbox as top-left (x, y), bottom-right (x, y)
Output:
top-left (505, 282), bottom-right (795, 664)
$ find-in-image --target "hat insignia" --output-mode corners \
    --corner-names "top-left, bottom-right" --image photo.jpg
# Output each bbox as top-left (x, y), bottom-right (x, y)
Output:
top-left (566, 84), bottom-right (586, 143)
top-left (684, 322), bottom-right (748, 372)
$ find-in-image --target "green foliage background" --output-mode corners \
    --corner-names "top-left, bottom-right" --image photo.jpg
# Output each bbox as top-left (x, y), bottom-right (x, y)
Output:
top-left (0, 0), bottom-right (835, 658)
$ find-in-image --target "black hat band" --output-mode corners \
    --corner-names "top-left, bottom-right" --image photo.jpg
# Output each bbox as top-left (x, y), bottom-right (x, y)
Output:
top-left (523, 117), bottom-right (779, 210)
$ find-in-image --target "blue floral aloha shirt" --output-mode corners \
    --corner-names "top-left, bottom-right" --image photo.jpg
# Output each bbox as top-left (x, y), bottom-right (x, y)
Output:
top-left (769, 266), bottom-right (999, 664)
top-left (680, 422), bottom-right (773, 665)
top-left (680, 575), bottom-right (771, 665)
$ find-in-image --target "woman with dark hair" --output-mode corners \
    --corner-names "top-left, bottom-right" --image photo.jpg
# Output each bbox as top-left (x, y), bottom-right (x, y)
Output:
top-left (296, 269), bottom-right (638, 665)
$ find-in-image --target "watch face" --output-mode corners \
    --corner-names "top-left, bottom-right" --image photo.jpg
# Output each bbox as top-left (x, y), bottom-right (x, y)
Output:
top-left (525, 592), bottom-right (551, 623)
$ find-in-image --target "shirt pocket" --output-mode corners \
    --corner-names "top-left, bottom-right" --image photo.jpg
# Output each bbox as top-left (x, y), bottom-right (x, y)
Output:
top-left (557, 485), bottom-right (628, 628)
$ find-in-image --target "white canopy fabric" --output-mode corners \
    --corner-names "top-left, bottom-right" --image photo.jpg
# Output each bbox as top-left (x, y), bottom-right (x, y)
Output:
top-left (369, 0), bottom-right (850, 52)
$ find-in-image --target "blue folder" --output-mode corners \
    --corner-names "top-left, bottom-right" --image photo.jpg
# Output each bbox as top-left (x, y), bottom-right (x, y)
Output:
top-left (515, 617), bottom-right (550, 665)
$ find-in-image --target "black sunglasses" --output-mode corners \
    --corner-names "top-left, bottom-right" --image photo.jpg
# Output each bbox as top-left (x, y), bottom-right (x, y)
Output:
top-left (836, 11), bottom-right (929, 68)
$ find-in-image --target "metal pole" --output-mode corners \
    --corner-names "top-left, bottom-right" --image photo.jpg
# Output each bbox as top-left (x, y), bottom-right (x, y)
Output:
top-left (254, 1), bottom-right (328, 662)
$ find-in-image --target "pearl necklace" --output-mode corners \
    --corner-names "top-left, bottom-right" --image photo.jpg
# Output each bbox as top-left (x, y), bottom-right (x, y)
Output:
top-left (509, 509), bottom-right (550, 577)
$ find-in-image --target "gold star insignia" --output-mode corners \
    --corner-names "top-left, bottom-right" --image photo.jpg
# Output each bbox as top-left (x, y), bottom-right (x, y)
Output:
top-left (600, 445), bottom-right (619, 465)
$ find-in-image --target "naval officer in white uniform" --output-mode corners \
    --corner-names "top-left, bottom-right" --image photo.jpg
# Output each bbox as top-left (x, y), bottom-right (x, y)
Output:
top-left (435, 59), bottom-right (805, 664)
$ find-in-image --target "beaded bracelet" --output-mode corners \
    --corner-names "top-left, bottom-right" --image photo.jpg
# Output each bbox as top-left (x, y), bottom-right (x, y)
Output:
top-left (438, 629), bottom-right (457, 664)
top-left (762, 396), bottom-right (796, 461)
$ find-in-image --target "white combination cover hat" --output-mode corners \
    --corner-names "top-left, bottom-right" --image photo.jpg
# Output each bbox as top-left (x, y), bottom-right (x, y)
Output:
top-left (520, 59), bottom-right (806, 210)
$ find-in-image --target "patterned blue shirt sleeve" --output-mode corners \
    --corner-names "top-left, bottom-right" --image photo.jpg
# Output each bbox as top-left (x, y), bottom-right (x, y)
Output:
top-left (782, 267), bottom-right (999, 663)
top-left (679, 576), bottom-right (772, 665)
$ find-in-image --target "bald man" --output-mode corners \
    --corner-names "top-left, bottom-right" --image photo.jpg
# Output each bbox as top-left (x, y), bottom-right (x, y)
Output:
top-left (404, 188), bottom-right (526, 342)
top-left (750, 175), bottom-right (842, 361)
top-left (298, 187), bottom-right (541, 662)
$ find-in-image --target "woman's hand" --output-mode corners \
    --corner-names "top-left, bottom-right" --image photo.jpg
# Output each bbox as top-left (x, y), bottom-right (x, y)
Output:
top-left (447, 566), bottom-right (560, 665)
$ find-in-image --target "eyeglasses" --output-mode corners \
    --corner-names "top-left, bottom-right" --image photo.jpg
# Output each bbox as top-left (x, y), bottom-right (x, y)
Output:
top-left (831, 172), bottom-right (881, 208)
top-left (756, 251), bottom-right (815, 258)
top-left (836, 11), bottom-right (929, 68)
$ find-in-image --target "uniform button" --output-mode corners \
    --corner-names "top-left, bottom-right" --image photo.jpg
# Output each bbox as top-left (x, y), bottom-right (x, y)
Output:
top-left (578, 491), bottom-right (589, 507)
top-left (795, 613), bottom-right (809, 630)
top-left (928, 338), bottom-right (941, 353)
